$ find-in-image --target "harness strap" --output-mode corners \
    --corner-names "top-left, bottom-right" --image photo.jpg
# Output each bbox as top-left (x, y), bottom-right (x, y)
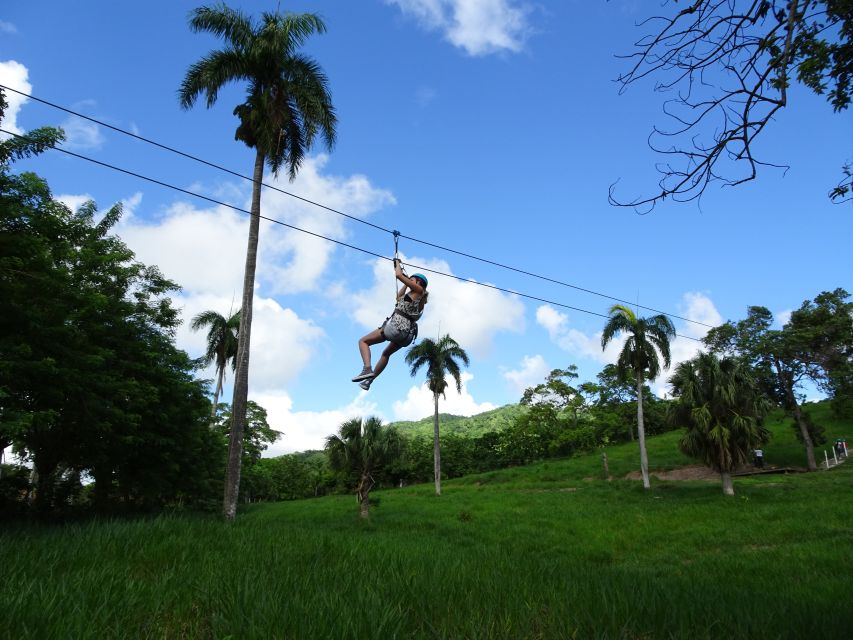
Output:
top-left (392, 308), bottom-right (420, 323)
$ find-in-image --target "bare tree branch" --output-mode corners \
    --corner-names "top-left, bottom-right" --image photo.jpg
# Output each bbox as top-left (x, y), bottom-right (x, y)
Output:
top-left (611, 0), bottom-right (850, 211)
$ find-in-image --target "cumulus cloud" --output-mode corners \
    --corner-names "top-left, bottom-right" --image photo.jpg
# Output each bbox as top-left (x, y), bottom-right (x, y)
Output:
top-left (503, 354), bottom-right (549, 395)
top-left (254, 390), bottom-right (385, 455)
top-left (387, 0), bottom-right (532, 56)
top-left (536, 304), bottom-right (624, 363)
top-left (117, 202), bottom-right (325, 392)
top-left (350, 254), bottom-right (525, 358)
top-left (392, 372), bottom-right (495, 421)
top-left (117, 201), bottom-right (248, 296)
top-left (0, 60), bottom-right (31, 137)
top-left (112, 157), bottom-right (394, 392)
top-left (60, 115), bottom-right (105, 151)
top-left (55, 193), bottom-right (95, 212)
top-left (775, 309), bottom-right (792, 328)
top-left (257, 155), bottom-right (396, 294)
top-left (537, 293), bottom-right (723, 397)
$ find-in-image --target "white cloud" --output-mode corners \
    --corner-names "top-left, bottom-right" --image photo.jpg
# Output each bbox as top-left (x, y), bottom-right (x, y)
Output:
top-left (55, 193), bottom-right (94, 212)
top-left (392, 372), bottom-right (495, 421)
top-left (351, 254), bottom-right (525, 358)
top-left (113, 157), bottom-right (394, 392)
top-left (257, 155), bottom-right (396, 294)
top-left (536, 304), bottom-right (624, 363)
top-left (60, 115), bottom-right (105, 151)
top-left (0, 21), bottom-right (17, 34)
top-left (775, 309), bottom-right (792, 328)
top-left (0, 60), bottom-right (31, 137)
top-left (120, 192), bottom-right (143, 217)
top-left (503, 354), bottom-right (549, 395)
top-left (537, 293), bottom-right (723, 397)
top-left (153, 292), bottom-right (326, 396)
top-left (535, 304), bottom-right (567, 339)
top-left (117, 201), bottom-right (247, 296)
top-left (387, 0), bottom-right (532, 56)
top-left (255, 390), bottom-right (385, 455)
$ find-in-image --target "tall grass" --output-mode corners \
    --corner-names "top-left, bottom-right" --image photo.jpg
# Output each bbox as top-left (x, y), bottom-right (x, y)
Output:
top-left (1, 402), bottom-right (851, 639)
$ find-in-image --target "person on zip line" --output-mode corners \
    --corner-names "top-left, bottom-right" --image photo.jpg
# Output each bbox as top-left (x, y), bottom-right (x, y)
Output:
top-left (352, 258), bottom-right (429, 391)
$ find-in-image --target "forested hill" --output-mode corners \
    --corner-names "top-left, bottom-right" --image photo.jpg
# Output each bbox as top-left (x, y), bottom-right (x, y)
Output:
top-left (389, 404), bottom-right (526, 438)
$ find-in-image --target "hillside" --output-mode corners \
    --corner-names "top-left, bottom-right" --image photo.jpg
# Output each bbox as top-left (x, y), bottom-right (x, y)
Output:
top-left (390, 403), bottom-right (526, 438)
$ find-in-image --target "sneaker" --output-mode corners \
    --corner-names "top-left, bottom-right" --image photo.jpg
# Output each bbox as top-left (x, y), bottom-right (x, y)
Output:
top-left (359, 379), bottom-right (372, 391)
top-left (351, 366), bottom-right (374, 382)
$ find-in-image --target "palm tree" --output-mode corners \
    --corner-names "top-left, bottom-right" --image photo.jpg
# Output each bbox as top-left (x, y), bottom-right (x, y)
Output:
top-left (179, 4), bottom-right (336, 521)
top-left (601, 304), bottom-right (675, 489)
top-left (405, 335), bottom-right (470, 496)
top-left (190, 309), bottom-right (240, 421)
top-left (325, 416), bottom-right (402, 519)
top-left (669, 353), bottom-right (770, 495)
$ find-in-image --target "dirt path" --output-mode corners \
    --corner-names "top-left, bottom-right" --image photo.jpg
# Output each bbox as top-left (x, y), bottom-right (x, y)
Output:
top-left (624, 465), bottom-right (720, 481)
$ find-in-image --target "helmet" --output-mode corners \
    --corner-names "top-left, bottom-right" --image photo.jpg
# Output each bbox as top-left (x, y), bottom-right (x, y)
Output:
top-left (411, 273), bottom-right (428, 288)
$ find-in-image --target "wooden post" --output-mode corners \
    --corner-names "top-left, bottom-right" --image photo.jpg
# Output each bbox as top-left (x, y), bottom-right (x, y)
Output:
top-left (602, 452), bottom-right (610, 480)
top-left (824, 450), bottom-right (830, 469)
top-left (833, 447), bottom-right (839, 465)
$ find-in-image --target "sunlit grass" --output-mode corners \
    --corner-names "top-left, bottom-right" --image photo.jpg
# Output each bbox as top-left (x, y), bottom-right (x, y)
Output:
top-left (1, 402), bottom-right (851, 639)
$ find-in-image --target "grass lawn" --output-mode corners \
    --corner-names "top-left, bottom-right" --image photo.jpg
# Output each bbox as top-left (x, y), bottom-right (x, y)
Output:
top-left (1, 403), bottom-right (851, 639)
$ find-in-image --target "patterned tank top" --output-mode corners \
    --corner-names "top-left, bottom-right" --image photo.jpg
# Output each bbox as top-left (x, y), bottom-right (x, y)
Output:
top-left (387, 294), bottom-right (423, 332)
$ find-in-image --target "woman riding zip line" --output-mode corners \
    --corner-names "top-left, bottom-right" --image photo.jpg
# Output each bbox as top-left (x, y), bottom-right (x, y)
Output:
top-left (352, 259), bottom-right (428, 390)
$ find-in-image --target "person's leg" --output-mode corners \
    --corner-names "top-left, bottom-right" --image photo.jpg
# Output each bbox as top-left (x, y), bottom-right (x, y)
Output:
top-left (371, 341), bottom-right (403, 380)
top-left (358, 328), bottom-right (385, 366)
top-left (354, 328), bottom-right (385, 381)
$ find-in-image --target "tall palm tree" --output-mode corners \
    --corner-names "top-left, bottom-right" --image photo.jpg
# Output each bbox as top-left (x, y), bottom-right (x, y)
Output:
top-left (405, 335), bottom-right (470, 496)
top-left (190, 309), bottom-right (240, 421)
top-left (325, 416), bottom-right (402, 519)
top-left (601, 304), bottom-right (675, 490)
top-left (669, 353), bottom-right (770, 495)
top-left (179, 4), bottom-right (336, 521)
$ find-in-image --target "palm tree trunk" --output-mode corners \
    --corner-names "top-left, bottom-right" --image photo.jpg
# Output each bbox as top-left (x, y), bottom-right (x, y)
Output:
top-left (358, 474), bottom-right (370, 519)
top-left (721, 472), bottom-right (735, 496)
top-left (636, 374), bottom-right (651, 490)
top-left (433, 392), bottom-right (441, 496)
top-left (211, 367), bottom-right (224, 422)
top-left (223, 149), bottom-right (265, 521)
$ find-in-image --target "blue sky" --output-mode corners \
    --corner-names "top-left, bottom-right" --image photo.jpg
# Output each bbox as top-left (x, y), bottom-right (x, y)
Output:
top-left (2, 1), bottom-right (850, 454)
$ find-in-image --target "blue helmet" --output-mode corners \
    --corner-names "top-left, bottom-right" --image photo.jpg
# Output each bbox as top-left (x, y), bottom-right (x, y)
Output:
top-left (411, 273), bottom-right (428, 288)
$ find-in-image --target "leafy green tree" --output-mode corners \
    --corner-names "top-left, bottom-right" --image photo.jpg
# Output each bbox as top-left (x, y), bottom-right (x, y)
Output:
top-left (405, 335), bottom-right (470, 496)
top-left (669, 353), bottom-right (770, 495)
top-left (705, 292), bottom-right (852, 470)
top-left (179, 4), bottom-right (336, 520)
top-left (601, 305), bottom-right (675, 489)
top-left (214, 400), bottom-right (281, 467)
top-left (521, 366), bottom-right (585, 428)
top-left (191, 309), bottom-right (240, 420)
top-left (1, 93), bottom-right (223, 512)
top-left (613, 0), bottom-right (852, 209)
top-left (325, 417), bottom-right (403, 519)
top-left (786, 288), bottom-right (853, 415)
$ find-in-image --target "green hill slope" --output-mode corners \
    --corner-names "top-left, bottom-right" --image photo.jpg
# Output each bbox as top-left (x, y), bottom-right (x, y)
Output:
top-left (390, 403), bottom-right (526, 438)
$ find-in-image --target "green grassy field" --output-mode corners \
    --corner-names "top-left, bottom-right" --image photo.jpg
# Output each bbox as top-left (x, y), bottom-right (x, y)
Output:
top-left (1, 403), bottom-right (851, 639)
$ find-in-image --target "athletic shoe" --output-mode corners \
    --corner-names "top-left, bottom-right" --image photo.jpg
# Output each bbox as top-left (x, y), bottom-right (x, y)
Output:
top-left (351, 366), bottom-right (374, 382)
top-left (359, 379), bottom-right (372, 391)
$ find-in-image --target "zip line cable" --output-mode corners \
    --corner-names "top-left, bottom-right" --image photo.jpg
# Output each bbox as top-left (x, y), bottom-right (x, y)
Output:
top-left (0, 84), bottom-right (716, 330)
top-left (0, 84), bottom-right (392, 235)
top-left (3, 127), bottom-right (707, 343)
